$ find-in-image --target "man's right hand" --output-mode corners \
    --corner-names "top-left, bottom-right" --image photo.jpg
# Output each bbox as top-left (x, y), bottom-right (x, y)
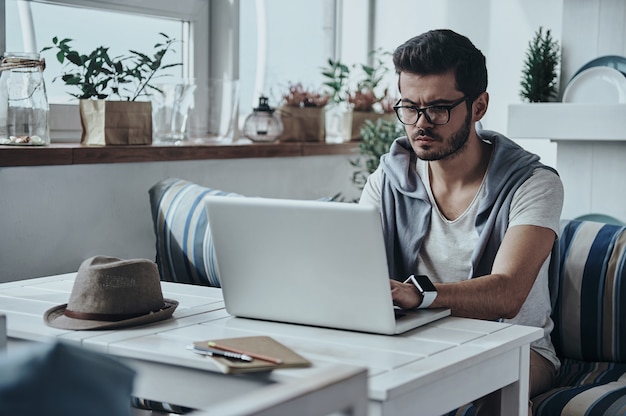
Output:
top-left (390, 279), bottom-right (423, 309)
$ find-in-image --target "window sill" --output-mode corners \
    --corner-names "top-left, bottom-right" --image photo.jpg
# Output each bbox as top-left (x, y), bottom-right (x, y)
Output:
top-left (0, 140), bottom-right (360, 167)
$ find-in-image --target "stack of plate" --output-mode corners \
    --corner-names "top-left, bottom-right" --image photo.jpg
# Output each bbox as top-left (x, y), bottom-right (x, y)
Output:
top-left (562, 55), bottom-right (626, 103)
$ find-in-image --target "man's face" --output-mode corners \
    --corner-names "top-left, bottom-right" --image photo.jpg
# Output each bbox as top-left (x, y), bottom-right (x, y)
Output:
top-left (397, 70), bottom-right (472, 161)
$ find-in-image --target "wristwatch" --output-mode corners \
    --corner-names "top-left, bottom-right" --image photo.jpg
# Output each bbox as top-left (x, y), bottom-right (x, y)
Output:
top-left (404, 274), bottom-right (437, 308)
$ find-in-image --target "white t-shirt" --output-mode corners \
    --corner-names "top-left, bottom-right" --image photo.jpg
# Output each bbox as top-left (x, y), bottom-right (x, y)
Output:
top-left (360, 162), bottom-right (563, 278)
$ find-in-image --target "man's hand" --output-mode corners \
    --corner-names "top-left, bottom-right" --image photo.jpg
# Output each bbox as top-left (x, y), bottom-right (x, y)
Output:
top-left (390, 279), bottom-right (423, 309)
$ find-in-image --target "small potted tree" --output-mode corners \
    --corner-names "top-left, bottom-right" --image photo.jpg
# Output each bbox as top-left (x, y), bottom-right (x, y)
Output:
top-left (520, 27), bottom-right (560, 102)
top-left (42, 33), bottom-right (181, 145)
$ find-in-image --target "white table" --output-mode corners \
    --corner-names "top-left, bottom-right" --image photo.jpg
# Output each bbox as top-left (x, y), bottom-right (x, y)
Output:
top-left (0, 274), bottom-right (542, 416)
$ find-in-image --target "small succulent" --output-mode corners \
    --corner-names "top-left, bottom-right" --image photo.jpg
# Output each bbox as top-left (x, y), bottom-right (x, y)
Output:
top-left (281, 82), bottom-right (330, 108)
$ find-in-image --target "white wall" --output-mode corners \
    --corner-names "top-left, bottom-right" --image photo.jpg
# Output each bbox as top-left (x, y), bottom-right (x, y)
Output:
top-left (0, 155), bottom-right (361, 282)
top-left (550, 0), bottom-right (626, 222)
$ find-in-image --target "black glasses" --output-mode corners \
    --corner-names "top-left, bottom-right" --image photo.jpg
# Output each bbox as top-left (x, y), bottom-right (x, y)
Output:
top-left (393, 96), bottom-right (468, 125)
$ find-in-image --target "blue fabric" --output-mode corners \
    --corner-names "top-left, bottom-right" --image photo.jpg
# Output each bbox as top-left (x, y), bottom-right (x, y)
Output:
top-left (534, 382), bottom-right (626, 416)
top-left (149, 178), bottom-right (244, 287)
top-left (553, 220), bottom-right (626, 362)
top-left (531, 219), bottom-right (626, 415)
top-left (0, 342), bottom-right (135, 416)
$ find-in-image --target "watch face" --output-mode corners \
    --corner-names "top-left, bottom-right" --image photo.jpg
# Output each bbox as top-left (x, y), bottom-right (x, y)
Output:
top-left (414, 275), bottom-right (436, 292)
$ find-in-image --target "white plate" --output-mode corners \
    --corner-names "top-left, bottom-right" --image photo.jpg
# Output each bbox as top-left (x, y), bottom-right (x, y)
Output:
top-left (563, 66), bottom-right (626, 103)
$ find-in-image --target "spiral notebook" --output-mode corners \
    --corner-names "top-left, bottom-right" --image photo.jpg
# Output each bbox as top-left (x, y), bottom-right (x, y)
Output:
top-left (204, 196), bottom-right (450, 335)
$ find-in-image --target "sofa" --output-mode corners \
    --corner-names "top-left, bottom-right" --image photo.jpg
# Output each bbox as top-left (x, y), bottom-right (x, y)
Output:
top-left (149, 178), bottom-right (626, 415)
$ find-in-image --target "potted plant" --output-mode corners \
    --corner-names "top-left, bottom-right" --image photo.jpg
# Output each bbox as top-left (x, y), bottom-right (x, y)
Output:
top-left (350, 118), bottom-right (404, 191)
top-left (520, 27), bottom-right (560, 102)
top-left (41, 33), bottom-right (181, 145)
top-left (322, 49), bottom-right (397, 142)
top-left (275, 82), bottom-right (330, 142)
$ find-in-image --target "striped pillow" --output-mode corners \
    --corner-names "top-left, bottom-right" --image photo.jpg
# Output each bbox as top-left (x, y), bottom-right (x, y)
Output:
top-left (553, 220), bottom-right (626, 363)
top-left (149, 178), bottom-right (243, 287)
top-left (533, 379), bottom-right (626, 415)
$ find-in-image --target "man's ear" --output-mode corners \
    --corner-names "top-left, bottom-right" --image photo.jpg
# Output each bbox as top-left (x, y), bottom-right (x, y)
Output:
top-left (473, 92), bottom-right (489, 121)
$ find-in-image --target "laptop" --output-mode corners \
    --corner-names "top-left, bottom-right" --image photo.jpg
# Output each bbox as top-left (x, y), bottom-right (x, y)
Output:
top-left (204, 196), bottom-right (450, 335)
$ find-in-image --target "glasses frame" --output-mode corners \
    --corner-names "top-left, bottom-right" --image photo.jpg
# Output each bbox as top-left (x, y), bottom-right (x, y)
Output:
top-left (393, 96), bottom-right (468, 126)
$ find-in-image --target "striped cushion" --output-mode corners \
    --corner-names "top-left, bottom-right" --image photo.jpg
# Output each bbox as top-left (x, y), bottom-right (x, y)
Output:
top-left (553, 220), bottom-right (626, 363)
top-left (149, 178), bottom-right (243, 287)
top-left (532, 220), bottom-right (626, 415)
top-left (555, 360), bottom-right (626, 387)
top-left (533, 379), bottom-right (626, 415)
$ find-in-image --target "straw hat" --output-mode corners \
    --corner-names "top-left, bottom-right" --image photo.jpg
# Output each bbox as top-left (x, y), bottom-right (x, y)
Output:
top-left (44, 256), bottom-right (178, 330)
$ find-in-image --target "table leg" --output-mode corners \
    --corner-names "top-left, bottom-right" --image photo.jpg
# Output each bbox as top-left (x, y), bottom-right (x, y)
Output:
top-left (499, 344), bottom-right (530, 416)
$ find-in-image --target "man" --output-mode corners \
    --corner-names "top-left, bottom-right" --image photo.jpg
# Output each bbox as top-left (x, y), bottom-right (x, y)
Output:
top-left (359, 29), bottom-right (563, 414)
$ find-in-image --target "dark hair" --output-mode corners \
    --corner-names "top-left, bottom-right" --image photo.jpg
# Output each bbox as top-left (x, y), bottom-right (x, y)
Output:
top-left (393, 29), bottom-right (487, 101)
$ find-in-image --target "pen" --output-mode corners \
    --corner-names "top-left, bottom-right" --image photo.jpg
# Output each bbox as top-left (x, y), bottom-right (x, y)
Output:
top-left (186, 345), bottom-right (253, 362)
top-left (207, 341), bottom-right (284, 364)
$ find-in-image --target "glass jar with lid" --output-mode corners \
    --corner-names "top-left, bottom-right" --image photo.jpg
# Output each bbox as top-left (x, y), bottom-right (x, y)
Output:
top-left (0, 52), bottom-right (50, 145)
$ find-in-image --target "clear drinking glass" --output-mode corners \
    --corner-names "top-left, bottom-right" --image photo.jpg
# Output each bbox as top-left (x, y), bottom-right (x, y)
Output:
top-left (151, 81), bottom-right (197, 145)
top-left (0, 52), bottom-right (50, 145)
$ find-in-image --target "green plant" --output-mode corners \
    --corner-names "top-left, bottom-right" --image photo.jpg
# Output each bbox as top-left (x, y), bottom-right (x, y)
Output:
top-left (322, 49), bottom-right (396, 112)
top-left (41, 33), bottom-right (181, 101)
top-left (520, 27), bottom-right (560, 102)
top-left (348, 48), bottom-right (391, 110)
top-left (350, 118), bottom-right (405, 190)
top-left (320, 59), bottom-right (351, 104)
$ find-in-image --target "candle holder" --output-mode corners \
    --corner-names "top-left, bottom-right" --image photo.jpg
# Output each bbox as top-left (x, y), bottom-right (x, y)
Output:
top-left (242, 96), bottom-right (283, 142)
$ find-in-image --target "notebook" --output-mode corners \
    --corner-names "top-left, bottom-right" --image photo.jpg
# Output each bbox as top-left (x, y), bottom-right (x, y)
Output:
top-left (204, 196), bottom-right (450, 335)
top-left (191, 336), bottom-right (311, 374)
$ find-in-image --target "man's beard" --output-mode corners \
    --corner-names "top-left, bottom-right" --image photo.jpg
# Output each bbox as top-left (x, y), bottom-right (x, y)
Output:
top-left (413, 109), bottom-right (472, 161)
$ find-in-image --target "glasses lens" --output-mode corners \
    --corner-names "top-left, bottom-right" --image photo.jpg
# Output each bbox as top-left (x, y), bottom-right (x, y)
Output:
top-left (424, 107), bottom-right (450, 125)
top-left (396, 107), bottom-right (418, 125)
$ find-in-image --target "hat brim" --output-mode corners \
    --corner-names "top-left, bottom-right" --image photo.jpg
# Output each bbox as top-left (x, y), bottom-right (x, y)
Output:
top-left (44, 299), bottom-right (179, 330)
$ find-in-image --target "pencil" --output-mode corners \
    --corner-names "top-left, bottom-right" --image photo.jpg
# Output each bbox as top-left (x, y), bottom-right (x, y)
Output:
top-left (207, 341), bottom-right (284, 364)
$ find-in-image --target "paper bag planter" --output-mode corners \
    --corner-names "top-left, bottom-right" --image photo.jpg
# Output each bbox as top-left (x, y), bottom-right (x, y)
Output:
top-left (275, 105), bottom-right (326, 143)
top-left (343, 110), bottom-right (396, 142)
top-left (79, 100), bottom-right (152, 145)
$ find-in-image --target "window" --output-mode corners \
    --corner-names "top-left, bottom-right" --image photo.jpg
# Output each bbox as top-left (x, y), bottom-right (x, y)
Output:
top-left (1, 0), bottom-right (215, 142)
top-left (2, 0), bottom-right (375, 143)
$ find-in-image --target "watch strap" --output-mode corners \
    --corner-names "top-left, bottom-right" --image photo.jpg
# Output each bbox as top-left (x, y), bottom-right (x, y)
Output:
top-left (404, 275), bottom-right (437, 309)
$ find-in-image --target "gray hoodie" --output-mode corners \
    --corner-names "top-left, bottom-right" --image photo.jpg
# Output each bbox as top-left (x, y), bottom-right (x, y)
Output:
top-left (378, 130), bottom-right (559, 285)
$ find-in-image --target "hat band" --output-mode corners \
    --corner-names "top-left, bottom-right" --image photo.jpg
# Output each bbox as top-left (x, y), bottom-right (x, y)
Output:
top-left (64, 305), bottom-right (167, 322)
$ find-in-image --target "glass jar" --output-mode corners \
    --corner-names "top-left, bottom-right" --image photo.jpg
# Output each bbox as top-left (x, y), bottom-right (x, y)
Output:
top-left (242, 96), bottom-right (283, 142)
top-left (0, 52), bottom-right (50, 145)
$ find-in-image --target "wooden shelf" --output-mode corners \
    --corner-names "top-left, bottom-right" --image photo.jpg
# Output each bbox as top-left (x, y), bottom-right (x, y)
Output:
top-left (0, 140), bottom-right (360, 167)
